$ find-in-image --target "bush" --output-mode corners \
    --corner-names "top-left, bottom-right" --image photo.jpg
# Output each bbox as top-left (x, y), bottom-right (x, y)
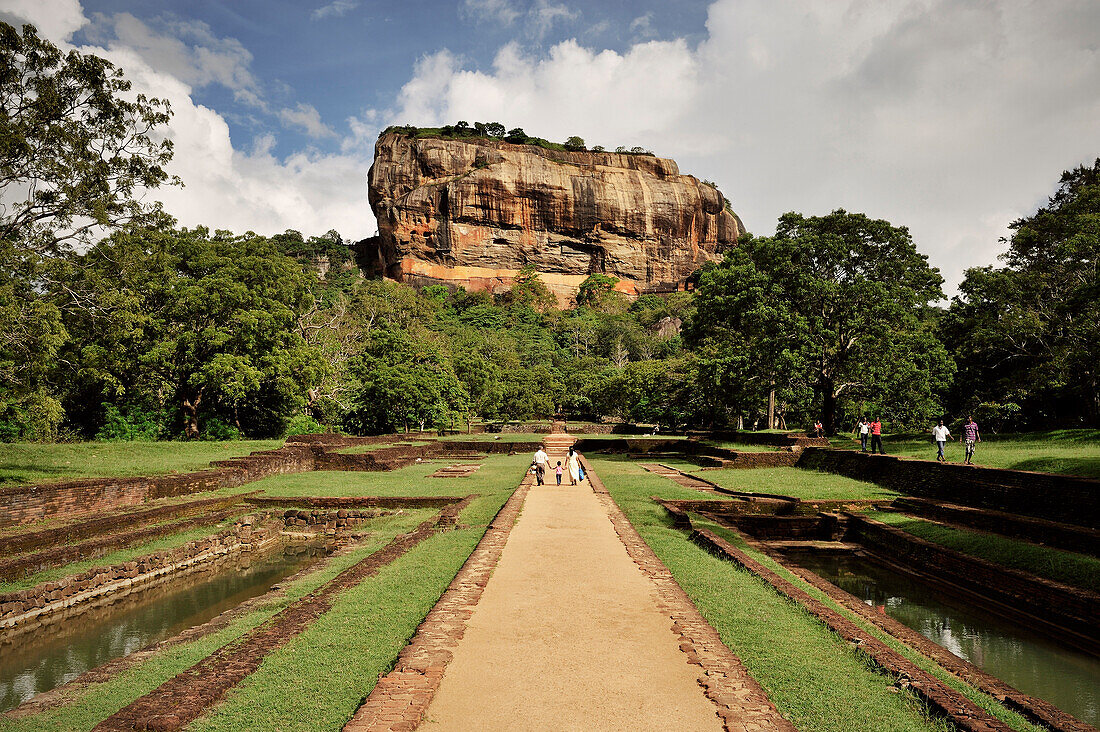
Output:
top-left (564, 136), bottom-right (585, 151)
top-left (284, 413), bottom-right (328, 437)
top-left (95, 403), bottom-right (162, 441)
top-left (201, 417), bottom-right (241, 441)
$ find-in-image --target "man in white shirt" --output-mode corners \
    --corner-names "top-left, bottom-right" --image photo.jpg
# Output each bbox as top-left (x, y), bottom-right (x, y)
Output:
top-left (855, 418), bottom-right (870, 452)
top-left (533, 445), bottom-right (549, 485)
top-left (932, 420), bottom-right (953, 462)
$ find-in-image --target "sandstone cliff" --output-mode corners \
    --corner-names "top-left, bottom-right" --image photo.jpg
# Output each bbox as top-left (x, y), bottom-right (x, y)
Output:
top-left (365, 131), bottom-right (744, 303)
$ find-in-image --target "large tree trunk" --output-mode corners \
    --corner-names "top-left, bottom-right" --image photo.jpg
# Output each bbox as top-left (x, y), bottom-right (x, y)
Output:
top-left (821, 379), bottom-right (838, 436)
top-left (182, 390), bottom-right (203, 440)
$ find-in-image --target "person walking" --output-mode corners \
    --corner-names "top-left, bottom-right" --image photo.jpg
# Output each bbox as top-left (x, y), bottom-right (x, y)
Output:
top-left (567, 447), bottom-right (582, 485)
top-left (533, 444), bottom-right (549, 485)
top-left (555, 461), bottom-right (563, 485)
top-left (855, 418), bottom-right (870, 452)
top-left (869, 417), bottom-right (885, 454)
top-left (963, 416), bottom-right (981, 465)
top-left (932, 419), bottom-right (954, 462)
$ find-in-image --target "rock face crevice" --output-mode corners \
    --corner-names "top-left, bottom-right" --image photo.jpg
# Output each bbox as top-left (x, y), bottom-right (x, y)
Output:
top-left (366, 132), bottom-right (743, 303)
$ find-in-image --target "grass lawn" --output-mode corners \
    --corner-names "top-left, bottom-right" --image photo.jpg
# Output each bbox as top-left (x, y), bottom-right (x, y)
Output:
top-left (0, 453), bottom-right (529, 731)
top-left (702, 442), bottom-right (784, 452)
top-left (687, 466), bottom-right (899, 501)
top-left (0, 441), bottom-right (283, 488)
top-left (591, 456), bottom-right (1041, 732)
top-left (438, 432), bottom-right (544, 442)
top-left (867, 510), bottom-right (1100, 593)
top-left (332, 441), bottom-right (430, 454)
top-left (0, 510), bottom-right (431, 732)
top-left (830, 430), bottom-right (1100, 478)
top-left (590, 457), bottom-right (959, 731)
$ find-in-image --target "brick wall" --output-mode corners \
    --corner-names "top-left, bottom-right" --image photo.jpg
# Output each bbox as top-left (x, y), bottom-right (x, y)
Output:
top-left (798, 448), bottom-right (1100, 528)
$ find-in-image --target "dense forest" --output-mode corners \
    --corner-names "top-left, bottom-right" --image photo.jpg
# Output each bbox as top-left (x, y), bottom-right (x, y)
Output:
top-left (2, 22), bottom-right (1098, 441)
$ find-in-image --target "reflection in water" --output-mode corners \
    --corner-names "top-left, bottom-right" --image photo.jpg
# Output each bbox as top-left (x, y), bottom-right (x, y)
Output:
top-left (787, 552), bottom-right (1100, 725)
top-left (0, 546), bottom-right (325, 712)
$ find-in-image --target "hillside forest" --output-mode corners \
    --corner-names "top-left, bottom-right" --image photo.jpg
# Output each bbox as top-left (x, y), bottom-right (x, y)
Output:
top-left (2, 22), bottom-right (1098, 441)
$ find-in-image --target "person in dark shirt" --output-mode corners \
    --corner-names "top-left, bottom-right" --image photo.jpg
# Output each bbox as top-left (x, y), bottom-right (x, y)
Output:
top-left (963, 416), bottom-right (981, 465)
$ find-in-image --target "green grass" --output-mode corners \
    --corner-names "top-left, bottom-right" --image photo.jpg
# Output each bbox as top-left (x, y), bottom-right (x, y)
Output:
top-left (831, 430), bottom-right (1100, 478)
top-left (589, 457), bottom-right (945, 732)
top-left (0, 441), bottom-right (283, 487)
top-left (0, 514), bottom-right (244, 594)
top-left (0, 511), bottom-right (431, 732)
top-left (591, 456), bottom-right (1041, 732)
top-left (702, 442), bottom-right (782, 452)
top-left (438, 432), bottom-right (544, 442)
top-left (332, 441), bottom-right (430, 454)
top-left (0, 453), bottom-right (529, 730)
top-left (687, 466), bottom-right (898, 501)
top-left (867, 510), bottom-right (1100, 593)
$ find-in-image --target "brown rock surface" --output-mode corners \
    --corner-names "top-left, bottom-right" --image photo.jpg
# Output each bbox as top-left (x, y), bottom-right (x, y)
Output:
top-left (366, 131), bottom-right (744, 303)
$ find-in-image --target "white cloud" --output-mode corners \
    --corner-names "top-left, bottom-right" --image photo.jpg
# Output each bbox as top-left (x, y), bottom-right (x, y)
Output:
top-left (389, 0), bottom-right (1100, 294)
top-left (2, 0), bottom-right (375, 240)
top-left (0, 0), bottom-right (85, 40)
top-left (85, 12), bottom-right (264, 107)
top-left (461, 0), bottom-right (522, 26)
top-left (312, 0), bottom-right (359, 21)
top-left (527, 0), bottom-right (577, 39)
top-left (461, 0), bottom-right (576, 39)
top-left (279, 102), bottom-right (337, 139)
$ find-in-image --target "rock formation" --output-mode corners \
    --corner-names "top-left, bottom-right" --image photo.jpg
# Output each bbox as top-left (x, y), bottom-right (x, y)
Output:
top-left (364, 130), bottom-right (744, 304)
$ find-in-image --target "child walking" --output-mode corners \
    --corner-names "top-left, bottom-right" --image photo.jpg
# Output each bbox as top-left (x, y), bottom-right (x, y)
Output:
top-left (555, 461), bottom-right (563, 485)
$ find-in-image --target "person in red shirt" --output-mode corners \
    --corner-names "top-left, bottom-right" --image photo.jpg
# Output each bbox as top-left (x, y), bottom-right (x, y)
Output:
top-left (869, 418), bottom-right (885, 454)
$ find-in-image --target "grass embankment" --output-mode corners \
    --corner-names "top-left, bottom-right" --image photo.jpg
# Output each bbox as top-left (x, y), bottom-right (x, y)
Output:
top-left (332, 441), bottom-right (430, 454)
top-left (0, 514), bottom-right (244, 594)
top-left (702, 442), bottom-right (784, 452)
top-left (0, 441), bottom-right (283, 487)
top-left (0, 453), bottom-right (529, 731)
top-left (867, 511), bottom-right (1100, 593)
top-left (831, 430), bottom-right (1100, 478)
top-left (438, 432), bottom-right (544, 442)
top-left (687, 465), bottom-right (898, 501)
top-left (591, 457), bottom-right (1041, 732)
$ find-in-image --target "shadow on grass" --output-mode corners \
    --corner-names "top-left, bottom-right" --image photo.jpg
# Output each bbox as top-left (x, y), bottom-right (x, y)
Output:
top-left (1007, 457), bottom-right (1100, 479)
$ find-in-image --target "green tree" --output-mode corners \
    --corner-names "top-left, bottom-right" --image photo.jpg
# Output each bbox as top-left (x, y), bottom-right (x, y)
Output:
top-left (0, 23), bottom-right (177, 439)
top-left (0, 23), bottom-right (177, 253)
top-left (62, 226), bottom-right (326, 438)
top-left (690, 212), bottom-right (952, 433)
top-left (943, 159), bottom-right (1100, 426)
top-left (574, 274), bottom-right (621, 309)
top-left (563, 136), bottom-right (585, 151)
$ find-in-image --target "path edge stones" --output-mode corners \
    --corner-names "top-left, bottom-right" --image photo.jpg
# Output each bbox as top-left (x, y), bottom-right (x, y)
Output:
top-left (584, 459), bottom-right (797, 732)
top-left (343, 472), bottom-right (534, 732)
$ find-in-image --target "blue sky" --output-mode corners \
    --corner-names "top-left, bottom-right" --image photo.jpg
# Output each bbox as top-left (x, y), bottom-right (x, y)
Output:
top-left (74, 0), bottom-right (712, 160)
top-left (4, 0), bottom-right (1099, 294)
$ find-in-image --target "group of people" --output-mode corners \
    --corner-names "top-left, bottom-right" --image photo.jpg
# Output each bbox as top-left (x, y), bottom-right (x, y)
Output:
top-left (930, 416), bottom-right (982, 464)
top-left (532, 445), bottom-right (584, 486)
top-left (853, 418), bottom-right (886, 454)
top-left (852, 416), bottom-right (982, 464)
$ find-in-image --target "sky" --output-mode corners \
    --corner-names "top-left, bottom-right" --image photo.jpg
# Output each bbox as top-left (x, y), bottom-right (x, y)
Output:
top-left (2, 0), bottom-right (1098, 295)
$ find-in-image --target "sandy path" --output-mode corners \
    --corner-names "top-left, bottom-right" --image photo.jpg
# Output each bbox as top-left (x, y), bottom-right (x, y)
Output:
top-left (420, 448), bottom-right (722, 731)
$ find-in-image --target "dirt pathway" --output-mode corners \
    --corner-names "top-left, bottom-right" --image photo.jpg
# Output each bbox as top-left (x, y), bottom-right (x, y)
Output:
top-left (418, 439), bottom-right (725, 731)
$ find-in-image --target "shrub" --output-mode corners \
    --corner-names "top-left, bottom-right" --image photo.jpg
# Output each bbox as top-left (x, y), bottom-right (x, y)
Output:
top-left (284, 413), bottom-right (328, 437)
top-left (95, 403), bottom-right (162, 441)
top-left (201, 417), bottom-right (241, 441)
